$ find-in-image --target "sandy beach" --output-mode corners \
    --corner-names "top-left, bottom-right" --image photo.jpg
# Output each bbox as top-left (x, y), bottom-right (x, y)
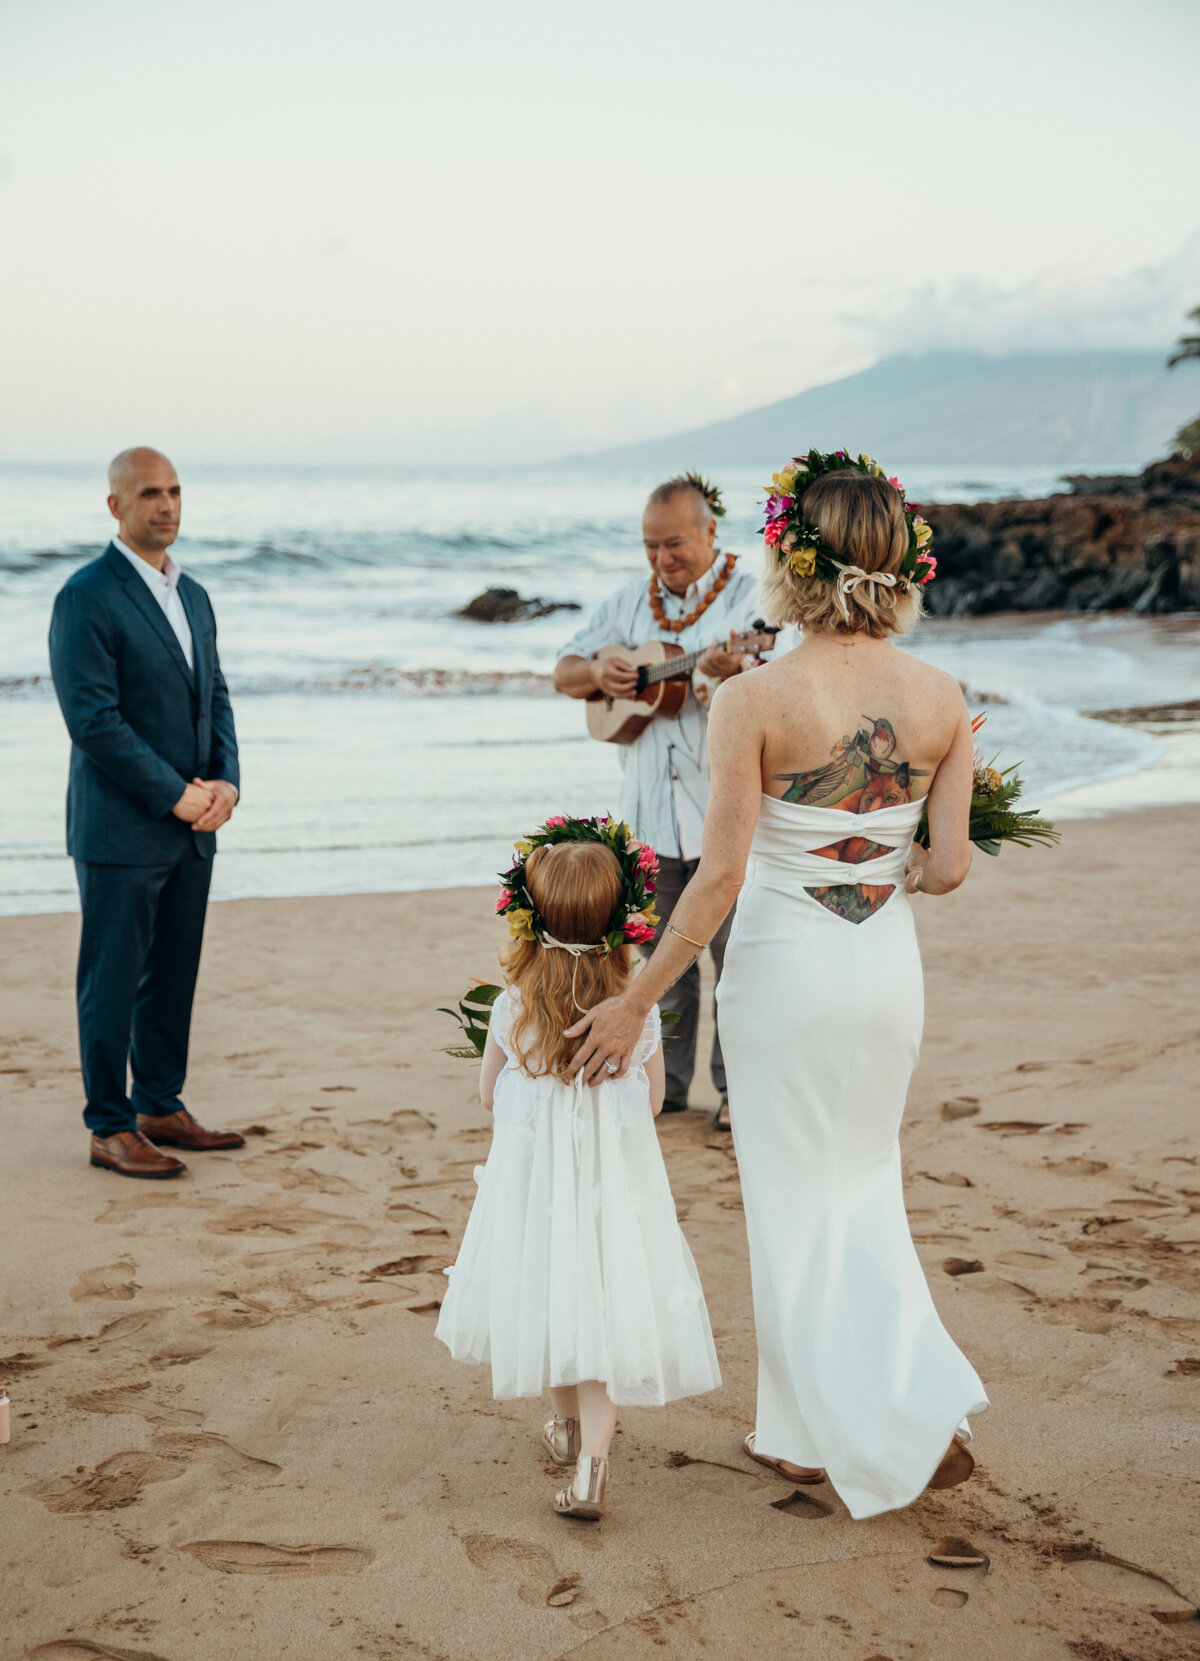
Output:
top-left (2, 806), bottom-right (1198, 1661)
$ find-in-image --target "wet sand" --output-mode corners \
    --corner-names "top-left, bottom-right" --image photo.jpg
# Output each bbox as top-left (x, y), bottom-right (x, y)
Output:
top-left (1, 806), bottom-right (1198, 1659)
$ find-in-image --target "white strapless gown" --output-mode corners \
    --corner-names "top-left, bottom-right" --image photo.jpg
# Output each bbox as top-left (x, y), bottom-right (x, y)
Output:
top-left (717, 794), bottom-right (988, 1519)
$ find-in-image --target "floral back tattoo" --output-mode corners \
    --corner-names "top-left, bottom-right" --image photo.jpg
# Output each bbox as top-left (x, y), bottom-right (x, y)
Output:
top-left (774, 717), bottom-right (928, 924)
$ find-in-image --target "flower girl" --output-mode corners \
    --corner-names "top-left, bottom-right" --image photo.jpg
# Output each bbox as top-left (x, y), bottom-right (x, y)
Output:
top-left (435, 817), bottom-right (721, 1519)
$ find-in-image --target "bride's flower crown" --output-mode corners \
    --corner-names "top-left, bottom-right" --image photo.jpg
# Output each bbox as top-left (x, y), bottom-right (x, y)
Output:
top-left (496, 815), bottom-right (660, 955)
top-left (760, 449), bottom-right (937, 609)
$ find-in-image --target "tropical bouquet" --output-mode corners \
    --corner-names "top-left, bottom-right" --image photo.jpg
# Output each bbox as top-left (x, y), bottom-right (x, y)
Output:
top-left (915, 715), bottom-right (1059, 856)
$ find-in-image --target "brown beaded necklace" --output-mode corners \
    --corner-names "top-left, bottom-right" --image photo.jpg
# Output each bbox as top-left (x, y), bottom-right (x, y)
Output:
top-left (648, 551), bottom-right (737, 634)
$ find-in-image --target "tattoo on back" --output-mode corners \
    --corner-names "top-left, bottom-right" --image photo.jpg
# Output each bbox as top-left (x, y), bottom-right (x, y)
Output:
top-left (774, 716), bottom-right (929, 925)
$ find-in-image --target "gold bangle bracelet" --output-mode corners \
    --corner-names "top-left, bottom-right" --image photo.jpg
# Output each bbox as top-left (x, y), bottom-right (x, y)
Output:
top-left (666, 922), bottom-right (709, 951)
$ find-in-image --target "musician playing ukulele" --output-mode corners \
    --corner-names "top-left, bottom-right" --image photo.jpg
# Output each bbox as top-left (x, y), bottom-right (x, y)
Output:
top-left (553, 474), bottom-right (768, 1129)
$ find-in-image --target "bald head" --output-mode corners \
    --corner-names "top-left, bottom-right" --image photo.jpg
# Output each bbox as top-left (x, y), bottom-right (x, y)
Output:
top-left (107, 447), bottom-right (181, 565)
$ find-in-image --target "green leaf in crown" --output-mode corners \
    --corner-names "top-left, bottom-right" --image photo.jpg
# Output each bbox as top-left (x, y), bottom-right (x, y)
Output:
top-left (759, 447), bottom-right (937, 592)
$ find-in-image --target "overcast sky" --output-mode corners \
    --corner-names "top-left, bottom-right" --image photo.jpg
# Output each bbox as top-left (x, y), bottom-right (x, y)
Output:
top-left (2, 0), bottom-right (1198, 463)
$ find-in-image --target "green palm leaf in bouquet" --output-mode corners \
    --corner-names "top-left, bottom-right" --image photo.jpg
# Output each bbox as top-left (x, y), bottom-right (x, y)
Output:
top-left (915, 716), bottom-right (1059, 857)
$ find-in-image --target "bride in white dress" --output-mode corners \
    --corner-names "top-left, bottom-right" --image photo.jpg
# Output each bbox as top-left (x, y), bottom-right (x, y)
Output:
top-left (567, 457), bottom-right (988, 1519)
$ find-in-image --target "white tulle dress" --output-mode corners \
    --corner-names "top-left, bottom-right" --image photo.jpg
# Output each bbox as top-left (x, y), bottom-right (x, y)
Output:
top-left (434, 989), bottom-right (721, 1406)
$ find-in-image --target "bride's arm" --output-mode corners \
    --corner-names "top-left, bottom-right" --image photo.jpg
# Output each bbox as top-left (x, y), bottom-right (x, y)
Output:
top-left (565, 681), bottom-right (764, 1082)
top-left (906, 705), bottom-right (974, 895)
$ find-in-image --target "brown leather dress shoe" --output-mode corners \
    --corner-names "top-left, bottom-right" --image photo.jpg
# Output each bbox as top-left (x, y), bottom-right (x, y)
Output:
top-left (136, 1107), bottom-right (246, 1151)
top-left (90, 1130), bottom-right (187, 1179)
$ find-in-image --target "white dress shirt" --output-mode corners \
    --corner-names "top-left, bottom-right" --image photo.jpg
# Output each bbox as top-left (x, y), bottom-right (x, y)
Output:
top-left (114, 536), bottom-right (194, 670)
top-left (557, 554), bottom-right (763, 860)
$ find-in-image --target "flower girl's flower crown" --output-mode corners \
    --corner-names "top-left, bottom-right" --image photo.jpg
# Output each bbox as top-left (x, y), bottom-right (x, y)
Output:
top-left (760, 449), bottom-right (937, 618)
top-left (497, 815), bottom-right (660, 956)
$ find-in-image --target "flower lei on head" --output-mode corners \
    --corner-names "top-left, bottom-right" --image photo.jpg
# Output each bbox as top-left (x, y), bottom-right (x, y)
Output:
top-left (496, 815), bottom-right (660, 955)
top-left (760, 449), bottom-right (936, 616)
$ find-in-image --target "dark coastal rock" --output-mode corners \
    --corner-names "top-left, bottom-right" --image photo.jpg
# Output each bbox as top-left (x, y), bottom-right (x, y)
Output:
top-left (922, 449), bottom-right (1200, 616)
top-left (456, 587), bottom-right (581, 624)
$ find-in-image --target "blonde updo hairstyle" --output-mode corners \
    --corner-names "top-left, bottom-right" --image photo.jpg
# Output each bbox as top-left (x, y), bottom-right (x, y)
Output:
top-left (761, 471), bottom-right (924, 638)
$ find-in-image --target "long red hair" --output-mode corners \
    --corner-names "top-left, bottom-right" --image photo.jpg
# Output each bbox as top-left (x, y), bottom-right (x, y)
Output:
top-left (501, 841), bottom-right (636, 1077)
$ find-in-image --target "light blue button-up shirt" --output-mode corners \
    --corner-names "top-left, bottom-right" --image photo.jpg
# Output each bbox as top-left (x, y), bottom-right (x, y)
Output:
top-left (557, 554), bottom-right (764, 859)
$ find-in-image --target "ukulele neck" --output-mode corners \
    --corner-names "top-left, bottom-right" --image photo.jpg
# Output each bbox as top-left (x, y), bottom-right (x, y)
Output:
top-left (643, 644), bottom-right (710, 686)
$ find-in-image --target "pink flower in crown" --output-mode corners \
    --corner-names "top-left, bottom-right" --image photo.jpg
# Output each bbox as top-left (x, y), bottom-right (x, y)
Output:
top-left (636, 844), bottom-right (657, 872)
top-left (544, 815), bottom-right (567, 829)
top-left (644, 881), bottom-right (657, 896)
top-left (622, 917), bottom-right (656, 944)
top-left (626, 838), bottom-right (643, 854)
top-left (765, 492), bottom-right (794, 518)
top-left (763, 519), bottom-right (785, 548)
top-left (496, 888), bottom-right (513, 912)
top-left (916, 556), bottom-right (937, 585)
top-left (888, 476), bottom-right (900, 488)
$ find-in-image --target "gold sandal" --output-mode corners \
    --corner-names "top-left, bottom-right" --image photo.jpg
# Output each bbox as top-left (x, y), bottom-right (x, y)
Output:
top-left (541, 1416), bottom-right (580, 1466)
top-left (553, 1455), bottom-right (607, 1519)
top-left (927, 1433), bottom-right (975, 1491)
top-left (743, 1432), bottom-right (826, 1484)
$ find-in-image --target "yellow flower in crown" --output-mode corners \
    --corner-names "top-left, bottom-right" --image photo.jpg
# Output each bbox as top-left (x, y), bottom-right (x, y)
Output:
top-left (513, 838), bottom-right (532, 855)
top-left (772, 468), bottom-right (798, 495)
top-left (915, 520), bottom-right (933, 546)
top-left (507, 907), bottom-right (536, 941)
top-left (789, 545), bottom-right (817, 578)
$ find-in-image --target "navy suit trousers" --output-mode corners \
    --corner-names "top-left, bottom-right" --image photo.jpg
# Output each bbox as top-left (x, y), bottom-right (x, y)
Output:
top-left (75, 848), bottom-right (214, 1136)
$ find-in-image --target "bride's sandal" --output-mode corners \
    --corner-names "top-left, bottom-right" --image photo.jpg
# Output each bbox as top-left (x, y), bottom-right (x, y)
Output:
top-left (927, 1434), bottom-right (975, 1491)
top-left (541, 1415), bottom-right (581, 1466)
top-left (553, 1455), bottom-right (607, 1519)
top-left (743, 1431), bottom-right (826, 1485)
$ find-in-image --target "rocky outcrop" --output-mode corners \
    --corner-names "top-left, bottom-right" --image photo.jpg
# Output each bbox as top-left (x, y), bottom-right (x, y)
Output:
top-left (922, 450), bottom-right (1200, 616)
top-left (456, 587), bottom-right (580, 623)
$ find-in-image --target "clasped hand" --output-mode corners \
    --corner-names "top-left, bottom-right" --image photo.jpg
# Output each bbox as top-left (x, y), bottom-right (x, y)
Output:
top-left (173, 777), bottom-right (237, 832)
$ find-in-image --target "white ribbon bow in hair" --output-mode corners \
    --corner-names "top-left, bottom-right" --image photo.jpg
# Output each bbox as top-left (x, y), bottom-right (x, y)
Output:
top-left (539, 931), bottom-right (604, 1015)
top-left (832, 561), bottom-right (898, 623)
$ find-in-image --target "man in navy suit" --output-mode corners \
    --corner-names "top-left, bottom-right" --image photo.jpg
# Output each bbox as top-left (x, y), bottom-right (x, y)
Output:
top-left (49, 447), bottom-right (245, 1178)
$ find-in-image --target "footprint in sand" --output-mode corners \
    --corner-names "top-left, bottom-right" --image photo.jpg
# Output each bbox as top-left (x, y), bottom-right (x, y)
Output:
top-left (151, 1430), bottom-right (281, 1478)
top-left (238, 1151), bottom-right (365, 1197)
top-left (1015, 1059), bottom-right (1093, 1074)
top-left (1045, 1156), bottom-right (1109, 1176)
top-left (149, 1341), bottom-right (213, 1369)
top-left (71, 1260), bottom-right (140, 1302)
top-left (93, 1193), bottom-right (214, 1226)
top-left (28, 1642), bottom-right (172, 1661)
top-left (978, 1121), bottom-right (1051, 1136)
top-left (1165, 1357), bottom-right (1200, 1376)
top-left (920, 1172), bottom-right (974, 1188)
top-left (941, 1097), bottom-right (980, 1121)
top-left (996, 1251), bottom-right (1054, 1270)
top-left (770, 1489), bottom-right (833, 1519)
top-left (24, 1450), bottom-right (186, 1514)
top-left (180, 1539), bottom-right (373, 1576)
top-left (942, 1258), bottom-right (985, 1276)
top-left (362, 1256), bottom-right (451, 1280)
top-left (462, 1533), bottom-right (601, 1614)
top-left (928, 1537), bottom-right (989, 1572)
top-left (1056, 1548), bottom-right (1197, 1623)
top-left (70, 1383), bottom-right (202, 1430)
top-left (928, 1587), bottom-right (969, 1608)
top-left (94, 1310), bottom-right (168, 1346)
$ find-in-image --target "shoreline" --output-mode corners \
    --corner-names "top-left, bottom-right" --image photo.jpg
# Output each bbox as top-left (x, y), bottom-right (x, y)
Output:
top-left (2, 805), bottom-right (1197, 1657)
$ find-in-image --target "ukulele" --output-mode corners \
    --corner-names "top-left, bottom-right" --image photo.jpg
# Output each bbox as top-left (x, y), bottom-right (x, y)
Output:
top-left (586, 622), bottom-right (779, 745)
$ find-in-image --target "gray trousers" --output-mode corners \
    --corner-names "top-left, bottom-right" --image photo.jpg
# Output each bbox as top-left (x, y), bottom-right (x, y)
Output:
top-left (640, 855), bottom-right (731, 1104)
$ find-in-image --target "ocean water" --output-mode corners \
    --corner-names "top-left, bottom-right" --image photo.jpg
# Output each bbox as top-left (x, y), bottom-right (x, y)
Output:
top-left (2, 461), bottom-right (1196, 917)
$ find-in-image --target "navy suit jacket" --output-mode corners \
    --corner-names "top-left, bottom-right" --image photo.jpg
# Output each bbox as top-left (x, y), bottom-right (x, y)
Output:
top-left (49, 542), bottom-right (240, 865)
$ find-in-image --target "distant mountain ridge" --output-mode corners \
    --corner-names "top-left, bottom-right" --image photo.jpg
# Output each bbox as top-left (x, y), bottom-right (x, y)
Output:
top-left (583, 351), bottom-right (1199, 470)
